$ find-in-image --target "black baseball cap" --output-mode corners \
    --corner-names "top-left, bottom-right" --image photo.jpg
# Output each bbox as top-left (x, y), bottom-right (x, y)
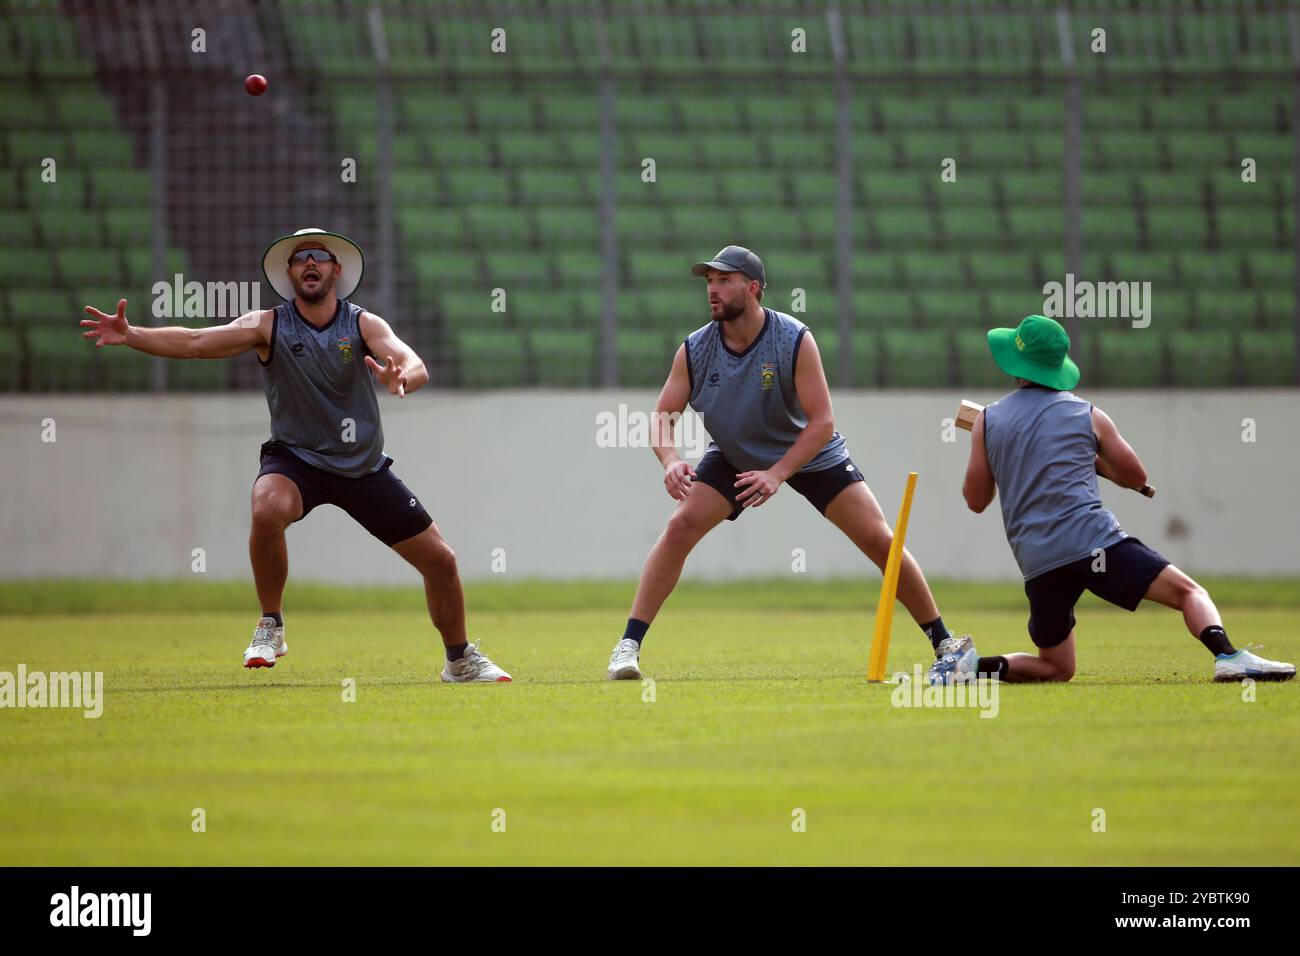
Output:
top-left (691, 245), bottom-right (766, 289)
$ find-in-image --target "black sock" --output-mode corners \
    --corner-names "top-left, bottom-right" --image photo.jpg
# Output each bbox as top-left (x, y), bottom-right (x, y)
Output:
top-left (1198, 625), bottom-right (1235, 657)
top-left (977, 656), bottom-right (1009, 680)
top-left (445, 642), bottom-right (468, 661)
top-left (920, 617), bottom-right (948, 652)
top-left (623, 618), bottom-right (650, 646)
top-left (262, 611), bottom-right (282, 627)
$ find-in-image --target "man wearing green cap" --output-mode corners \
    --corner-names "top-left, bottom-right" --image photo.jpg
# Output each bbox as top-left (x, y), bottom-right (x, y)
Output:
top-left (932, 314), bottom-right (1294, 685)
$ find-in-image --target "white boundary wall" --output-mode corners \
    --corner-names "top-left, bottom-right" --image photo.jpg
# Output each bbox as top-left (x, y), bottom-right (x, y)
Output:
top-left (1, 391), bottom-right (1296, 582)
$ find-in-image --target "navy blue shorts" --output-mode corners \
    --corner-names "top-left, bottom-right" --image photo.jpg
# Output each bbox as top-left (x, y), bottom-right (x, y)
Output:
top-left (1023, 537), bottom-right (1171, 648)
top-left (693, 450), bottom-right (865, 521)
top-left (255, 440), bottom-right (433, 547)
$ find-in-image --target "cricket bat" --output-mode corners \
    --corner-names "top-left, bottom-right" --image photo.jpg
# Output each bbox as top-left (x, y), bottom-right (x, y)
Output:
top-left (955, 399), bottom-right (1156, 499)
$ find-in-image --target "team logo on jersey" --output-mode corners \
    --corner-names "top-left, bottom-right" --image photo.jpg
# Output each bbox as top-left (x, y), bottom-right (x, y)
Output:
top-left (760, 362), bottom-right (776, 389)
top-left (707, 371), bottom-right (720, 387)
top-left (336, 336), bottom-right (355, 363)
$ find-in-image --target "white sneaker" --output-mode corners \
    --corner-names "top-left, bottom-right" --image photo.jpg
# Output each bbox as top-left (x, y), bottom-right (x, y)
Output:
top-left (1214, 646), bottom-right (1295, 683)
top-left (927, 633), bottom-right (978, 685)
top-left (440, 641), bottom-right (512, 683)
top-left (607, 638), bottom-right (642, 681)
top-left (243, 617), bottom-right (287, 669)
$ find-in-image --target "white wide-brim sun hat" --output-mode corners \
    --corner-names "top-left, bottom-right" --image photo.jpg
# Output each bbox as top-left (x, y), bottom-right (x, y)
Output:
top-left (261, 227), bottom-right (365, 303)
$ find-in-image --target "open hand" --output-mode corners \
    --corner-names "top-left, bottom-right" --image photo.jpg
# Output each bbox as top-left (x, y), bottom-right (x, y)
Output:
top-left (365, 353), bottom-right (408, 397)
top-left (80, 298), bottom-right (129, 347)
top-left (735, 469), bottom-right (781, 508)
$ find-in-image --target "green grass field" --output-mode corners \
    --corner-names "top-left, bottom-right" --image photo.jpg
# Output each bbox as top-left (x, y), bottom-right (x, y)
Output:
top-left (1, 579), bottom-right (1296, 866)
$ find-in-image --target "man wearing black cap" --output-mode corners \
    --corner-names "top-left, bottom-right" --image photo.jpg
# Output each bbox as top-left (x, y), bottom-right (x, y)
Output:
top-left (606, 245), bottom-right (971, 679)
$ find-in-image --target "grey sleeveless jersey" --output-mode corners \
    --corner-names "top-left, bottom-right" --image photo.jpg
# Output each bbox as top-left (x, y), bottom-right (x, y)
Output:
top-left (983, 386), bottom-right (1126, 580)
top-left (259, 299), bottom-right (386, 477)
top-left (685, 308), bottom-right (848, 473)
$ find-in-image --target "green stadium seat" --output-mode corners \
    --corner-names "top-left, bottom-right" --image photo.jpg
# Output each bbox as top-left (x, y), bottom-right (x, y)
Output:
top-left (427, 134), bottom-right (491, 167)
top-left (1082, 172), bottom-right (1137, 205)
top-left (614, 95), bottom-right (677, 129)
top-left (1099, 132), bottom-right (1163, 168)
top-left (456, 330), bottom-right (528, 388)
top-left (916, 290), bottom-right (976, 329)
top-left (1147, 98), bottom-right (1212, 128)
top-left (1217, 207), bottom-right (1281, 246)
top-left (36, 207), bottom-right (101, 243)
top-left (1195, 289), bottom-right (1261, 330)
top-left (1082, 207), bottom-right (1141, 244)
top-left (396, 207), bottom-right (464, 243)
top-left (1213, 94), bottom-right (1285, 130)
top-left (464, 205), bottom-right (534, 244)
top-left (530, 330), bottom-right (595, 386)
top-left (0, 211), bottom-right (36, 244)
top-left (440, 289), bottom-right (512, 330)
top-left (474, 94), bottom-right (539, 129)
top-left (7, 131), bottom-right (67, 164)
top-left (26, 171), bottom-right (85, 207)
top-left (400, 91), bottom-right (472, 129)
top-left (850, 252), bottom-right (904, 286)
top-left (613, 207), bottom-right (672, 245)
top-left (967, 253), bottom-right (1034, 286)
top-left (724, 171), bottom-right (789, 205)
top-left (875, 208), bottom-right (938, 245)
top-left (89, 167), bottom-right (152, 205)
top-left (69, 130), bottom-right (135, 166)
top-left (102, 208), bottom-right (152, 244)
top-left (943, 98), bottom-right (1011, 129)
top-left (1095, 331), bottom-right (1165, 386)
top-left (121, 247), bottom-right (188, 287)
top-left (1233, 132), bottom-right (1292, 169)
top-left (860, 171), bottom-right (929, 206)
top-left (876, 96), bottom-right (944, 129)
top-left (1138, 172), bottom-right (1201, 206)
top-left (1111, 251), bottom-right (1179, 287)
top-left (1177, 251), bottom-right (1243, 287)
top-left (1007, 207), bottom-right (1064, 243)
top-left (999, 171), bottom-right (1063, 205)
top-left (497, 132), bottom-right (564, 166)
top-left (1170, 331), bottom-right (1234, 386)
top-left (1015, 99), bottom-right (1065, 128)
top-left (1083, 97), bottom-right (1146, 129)
top-left (484, 252), bottom-right (551, 285)
top-left (763, 250), bottom-right (829, 288)
top-left (901, 252), bottom-right (965, 287)
top-left (518, 170), bottom-right (591, 205)
top-left (632, 133), bottom-right (699, 167)
top-left (955, 331), bottom-right (1006, 387)
top-left (1250, 251), bottom-right (1294, 287)
top-left (767, 132), bottom-right (836, 167)
top-left (391, 168), bottom-right (439, 203)
top-left (1146, 207), bottom-right (1209, 246)
top-left (881, 330), bottom-right (951, 387)
top-left (0, 247), bottom-right (57, 285)
top-left (10, 289), bottom-right (72, 325)
top-left (617, 329), bottom-right (672, 387)
top-left (1261, 290), bottom-right (1295, 329)
top-left (814, 330), bottom-right (879, 387)
top-left (940, 206), bottom-right (1001, 244)
top-left (852, 290), bottom-right (915, 325)
top-left (55, 248), bottom-right (120, 285)
top-left (1239, 330), bottom-right (1295, 385)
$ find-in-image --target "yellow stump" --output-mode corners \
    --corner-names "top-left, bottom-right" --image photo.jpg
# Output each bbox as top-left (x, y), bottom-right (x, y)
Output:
top-left (867, 471), bottom-right (918, 683)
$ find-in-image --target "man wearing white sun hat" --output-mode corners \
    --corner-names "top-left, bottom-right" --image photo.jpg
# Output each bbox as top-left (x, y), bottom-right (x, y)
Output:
top-left (80, 227), bottom-right (513, 683)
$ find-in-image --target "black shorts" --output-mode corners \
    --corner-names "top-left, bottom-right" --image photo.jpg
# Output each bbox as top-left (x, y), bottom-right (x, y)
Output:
top-left (693, 450), bottom-right (865, 521)
top-left (255, 440), bottom-right (433, 547)
top-left (1023, 537), bottom-right (1171, 648)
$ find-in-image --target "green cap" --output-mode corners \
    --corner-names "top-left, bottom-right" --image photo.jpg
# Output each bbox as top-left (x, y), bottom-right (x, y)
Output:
top-left (987, 315), bottom-right (1080, 390)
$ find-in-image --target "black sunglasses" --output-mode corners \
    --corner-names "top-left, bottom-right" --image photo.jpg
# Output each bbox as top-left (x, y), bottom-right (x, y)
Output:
top-left (289, 249), bottom-right (337, 265)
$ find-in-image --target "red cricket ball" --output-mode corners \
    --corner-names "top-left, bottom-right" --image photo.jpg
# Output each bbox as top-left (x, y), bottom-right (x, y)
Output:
top-left (245, 74), bottom-right (268, 96)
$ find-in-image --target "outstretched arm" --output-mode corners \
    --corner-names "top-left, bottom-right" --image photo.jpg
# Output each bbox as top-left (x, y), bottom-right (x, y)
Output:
top-left (81, 299), bottom-right (271, 359)
top-left (359, 311), bottom-right (428, 397)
